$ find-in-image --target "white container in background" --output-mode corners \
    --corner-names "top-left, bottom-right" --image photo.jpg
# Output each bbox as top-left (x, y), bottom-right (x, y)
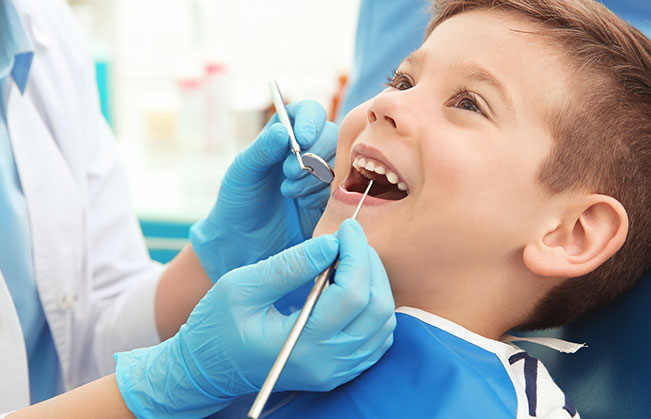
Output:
top-left (203, 62), bottom-right (231, 151)
top-left (230, 91), bottom-right (268, 150)
top-left (177, 77), bottom-right (205, 152)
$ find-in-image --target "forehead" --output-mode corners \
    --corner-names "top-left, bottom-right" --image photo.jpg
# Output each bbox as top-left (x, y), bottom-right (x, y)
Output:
top-left (416, 9), bottom-right (572, 124)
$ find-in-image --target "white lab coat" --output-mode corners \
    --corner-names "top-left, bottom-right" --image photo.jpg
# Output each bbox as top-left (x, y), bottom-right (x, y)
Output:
top-left (0, 0), bottom-right (164, 412)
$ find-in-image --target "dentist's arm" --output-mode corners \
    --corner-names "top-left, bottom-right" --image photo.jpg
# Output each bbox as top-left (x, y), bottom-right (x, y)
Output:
top-left (11, 221), bottom-right (395, 418)
top-left (154, 100), bottom-right (337, 340)
top-left (9, 375), bottom-right (132, 419)
top-left (154, 245), bottom-right (212, 340)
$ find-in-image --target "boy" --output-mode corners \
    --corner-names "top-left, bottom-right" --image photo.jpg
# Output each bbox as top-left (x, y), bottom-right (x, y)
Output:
top-left (216, 0), bottom-right (651, 417)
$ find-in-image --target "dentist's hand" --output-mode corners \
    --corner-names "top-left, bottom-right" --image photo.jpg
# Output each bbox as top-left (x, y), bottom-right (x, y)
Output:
top-left (115, 220), bottom-right (395, 419)
top-left (190, 100), bottom-right (337, 283)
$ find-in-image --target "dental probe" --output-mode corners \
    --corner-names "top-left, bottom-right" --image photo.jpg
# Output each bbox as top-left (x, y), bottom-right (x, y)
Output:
top-left (249, 180), bottom-right (374, 419)
top-left (268, 80), bottom-right (335, 184)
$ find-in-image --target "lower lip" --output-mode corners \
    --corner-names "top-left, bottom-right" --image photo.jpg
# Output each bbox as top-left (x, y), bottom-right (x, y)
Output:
top-left (332, 185), bottom-right (399, 207)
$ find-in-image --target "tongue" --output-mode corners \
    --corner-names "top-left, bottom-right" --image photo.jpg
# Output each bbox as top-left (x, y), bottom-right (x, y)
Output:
top-left (345, 168), bottom-right (408, 200)
top-left (368, 181), bottom-right (408, 200)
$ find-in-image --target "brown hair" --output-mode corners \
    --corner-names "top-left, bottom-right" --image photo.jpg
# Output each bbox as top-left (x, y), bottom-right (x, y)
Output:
top-left (427, 0), bottom-right (651, 330)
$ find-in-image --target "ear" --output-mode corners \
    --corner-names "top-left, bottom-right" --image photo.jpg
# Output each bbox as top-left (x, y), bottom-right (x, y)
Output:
top-left (523, 194), bottom-right (629, 278)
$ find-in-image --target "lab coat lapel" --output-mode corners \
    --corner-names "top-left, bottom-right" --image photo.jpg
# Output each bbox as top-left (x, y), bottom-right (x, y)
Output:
top-left (25, 66), bottom-right (85, 185)
top-left (6, 81), bottom-right (85, 387)
top-left (14, 0), bottom-right (85, 184)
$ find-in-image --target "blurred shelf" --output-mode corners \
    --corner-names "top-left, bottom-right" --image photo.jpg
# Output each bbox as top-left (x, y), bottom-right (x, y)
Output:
top-left (117, 138), bottom-right (238, 224)
top-left (139, 219), bottom-right (193, 263)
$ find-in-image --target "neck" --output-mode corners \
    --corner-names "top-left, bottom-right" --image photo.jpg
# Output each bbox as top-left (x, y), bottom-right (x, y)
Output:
top-left (391, 267), bottom-right (545, 341)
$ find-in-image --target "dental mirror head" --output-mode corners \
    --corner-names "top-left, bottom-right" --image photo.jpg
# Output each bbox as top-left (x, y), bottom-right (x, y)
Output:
top-left (268, 80), bottom-right (335, 184)
top-left (302, 153), bottom-right (335, 183)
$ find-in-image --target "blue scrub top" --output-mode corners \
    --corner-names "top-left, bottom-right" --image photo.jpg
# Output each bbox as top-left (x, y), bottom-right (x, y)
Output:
top-left (0, 0), bottom-right (62, 404)
top-left (336, 0), bottom-right (431, 122)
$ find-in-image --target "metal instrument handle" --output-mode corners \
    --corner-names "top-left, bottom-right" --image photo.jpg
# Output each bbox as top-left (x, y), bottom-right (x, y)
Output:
top-left (248, 180), bottom-right (374, 418)
top-left (248, 264), bottom-right (334, 418)
top-left (269, 80), bottom-right (303, 160)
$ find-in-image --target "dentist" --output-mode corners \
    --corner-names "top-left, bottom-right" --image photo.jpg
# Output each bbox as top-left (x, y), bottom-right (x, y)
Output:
top-left (0, 0), bottom-right (395, 417)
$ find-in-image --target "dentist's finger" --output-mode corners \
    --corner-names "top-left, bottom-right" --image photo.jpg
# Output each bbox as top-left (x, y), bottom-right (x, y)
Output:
top-left (287, 100), bottom-right (327, 150)
top-left (301, 122), bottom-right (338, 161)
top-left (281, 176), bottom-right (330, 199)
top-left (223, 235), bottom-right (338, 306)
top-left (257, 99), bottom-right (325, 167)
top-left (342, 246), bottom-right (394, 337)
top-left (306, 219), bottom-right (371, 338)
top-left (283, 122), bottom-right (337, 180)
top-left (296, 190), bottom-right (331, 210)
top-left (225, 123), bottom-right (290, 187)
top-left (265, 99), bottom-right (327, 149)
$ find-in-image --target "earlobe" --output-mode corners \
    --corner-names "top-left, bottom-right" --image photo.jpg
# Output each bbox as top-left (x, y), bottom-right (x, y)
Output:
top-left (523, 194), bottom-right (629, 279)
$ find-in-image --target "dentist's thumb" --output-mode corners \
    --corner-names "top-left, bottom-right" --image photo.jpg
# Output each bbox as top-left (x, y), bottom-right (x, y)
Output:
top-left (242, 235), bottom-right (339, 306)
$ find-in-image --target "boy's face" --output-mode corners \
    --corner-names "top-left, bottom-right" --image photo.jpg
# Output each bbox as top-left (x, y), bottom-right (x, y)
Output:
top-left (314, 10), bottom-right (571, 307)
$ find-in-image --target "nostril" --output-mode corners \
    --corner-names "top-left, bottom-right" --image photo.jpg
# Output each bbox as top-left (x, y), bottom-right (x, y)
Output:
top-left (368, 109), bottom-right (377, 122)
top-left (384, 115), bottom-right (397, 128)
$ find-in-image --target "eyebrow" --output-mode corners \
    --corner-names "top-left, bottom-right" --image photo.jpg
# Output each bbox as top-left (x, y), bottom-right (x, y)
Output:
top-left (460, 63), bottom-right (514, 112)
top-left (404, 49), bottom-right (426, 67)
top-left (401, 52), bottom-right (514, 114)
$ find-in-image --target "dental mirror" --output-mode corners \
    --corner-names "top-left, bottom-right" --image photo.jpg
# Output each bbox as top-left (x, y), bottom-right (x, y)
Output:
top-left (301, 152), bottom-right (335, 184)
top-left (269, 80), bottom-right (335, 184)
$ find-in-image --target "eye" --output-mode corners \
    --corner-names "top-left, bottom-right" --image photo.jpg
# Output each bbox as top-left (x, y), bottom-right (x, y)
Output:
top-left (449, 88), bottom-right (486, 117)
top-left (456, 97), bottom-right (481, 113)
top-left (385, 70), bottom-right (414, 91)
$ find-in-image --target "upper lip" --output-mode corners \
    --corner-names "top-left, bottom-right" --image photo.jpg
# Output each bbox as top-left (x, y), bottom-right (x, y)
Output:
top-left (349, 143), bottom-right (408, 187)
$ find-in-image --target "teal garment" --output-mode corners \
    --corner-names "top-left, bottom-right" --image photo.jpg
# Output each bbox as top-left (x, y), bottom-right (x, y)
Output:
top-left (0, 0), bottom-right (62, 404)
top-left (337, 0), bottom-right (430, 122)
top-left (602, 0), bottom-right (651, 37)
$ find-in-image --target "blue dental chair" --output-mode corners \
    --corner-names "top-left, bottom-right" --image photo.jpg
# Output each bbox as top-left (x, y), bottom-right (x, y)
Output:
top-left (518, 270), bottom-right (651, 418)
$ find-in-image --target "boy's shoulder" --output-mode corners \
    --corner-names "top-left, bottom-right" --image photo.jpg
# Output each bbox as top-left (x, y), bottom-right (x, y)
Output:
top-left (214, 308), bottom-right (580, 418)
top-left (394, 308), bottom-right (580, 418)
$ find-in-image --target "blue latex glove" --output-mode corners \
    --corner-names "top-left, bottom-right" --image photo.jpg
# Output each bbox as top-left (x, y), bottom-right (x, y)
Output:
top-left (115, 220), bottom-right (395, 418)
top-left (190, 100), bottom-right (337, 283)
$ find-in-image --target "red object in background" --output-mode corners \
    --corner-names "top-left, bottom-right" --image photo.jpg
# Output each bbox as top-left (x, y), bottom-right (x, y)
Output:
top-left (329, 73), bottom-right (349, 121)
top-left (178, 78), bottom-right (201, 90)
top-left (205, 62), bottom-right (226, 75)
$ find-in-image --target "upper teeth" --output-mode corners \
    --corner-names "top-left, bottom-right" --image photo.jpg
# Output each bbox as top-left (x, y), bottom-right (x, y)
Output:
top-left (352, 156), bottom-right (408, 192)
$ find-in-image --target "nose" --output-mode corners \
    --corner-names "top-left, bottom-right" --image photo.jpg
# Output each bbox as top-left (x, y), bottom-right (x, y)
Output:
top-left (367, 109), bottom-right (397, 128)
top-left (366, 92), bottom-right (412, 136)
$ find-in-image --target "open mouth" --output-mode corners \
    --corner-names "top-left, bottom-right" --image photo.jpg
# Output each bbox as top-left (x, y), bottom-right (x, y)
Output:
top-left (344, 156), bottom-right (409, 201)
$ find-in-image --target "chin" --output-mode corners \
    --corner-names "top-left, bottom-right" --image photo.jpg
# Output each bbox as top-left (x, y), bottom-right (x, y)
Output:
top-left (313, 203), bottom-right (414, 302)
top-left (312, 202), bottom-right (343, 238)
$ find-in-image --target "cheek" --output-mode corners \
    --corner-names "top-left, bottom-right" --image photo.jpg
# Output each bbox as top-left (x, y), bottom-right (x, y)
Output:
top-left (313, 201), bottom-right (340, 237)
top-left (337, 103), bottom-right (369, 156)
top-left (328, 103), bottom-right (370, 192)
top-left (419, 131), bottom-right (487, 196)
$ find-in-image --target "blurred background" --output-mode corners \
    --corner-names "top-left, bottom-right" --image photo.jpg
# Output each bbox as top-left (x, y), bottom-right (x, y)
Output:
top-left (65, 0), bottom-right (361, 262)
top-left (63, 0), bottom-right (649, 263)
